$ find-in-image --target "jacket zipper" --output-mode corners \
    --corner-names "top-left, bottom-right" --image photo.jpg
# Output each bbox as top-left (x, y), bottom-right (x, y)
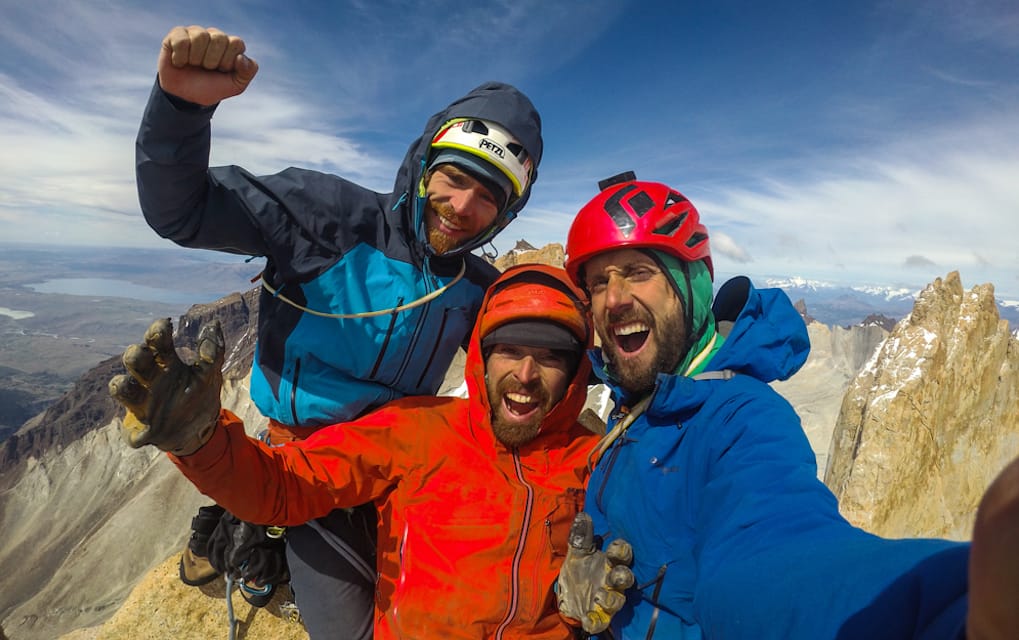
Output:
top-left (288, 357), bottom-right (302, 424)
top-left (368, 298), bottom-right (403, 379)
top-left (494, 450), bottom-right (534, 639)
top-left (595, 438), bottom-right (625, 514)
top-left (414, 307), bottom-right (450, 389)
top-left (393, 256), bottom-right (438, 384)
top-left (392, 522), bottom-right (410, 631)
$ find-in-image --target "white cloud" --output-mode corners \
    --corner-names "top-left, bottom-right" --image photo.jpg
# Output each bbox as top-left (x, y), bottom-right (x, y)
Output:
top-left (700, 112), bottom-right (1019, 294)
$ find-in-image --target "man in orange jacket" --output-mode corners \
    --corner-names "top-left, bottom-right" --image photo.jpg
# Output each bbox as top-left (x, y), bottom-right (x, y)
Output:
top-left (109, 264), bottom-right (631, 639)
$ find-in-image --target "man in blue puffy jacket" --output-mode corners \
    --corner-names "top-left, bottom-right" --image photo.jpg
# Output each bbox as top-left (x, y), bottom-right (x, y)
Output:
top-left (556, 172), bottom-right (1019, 639)
top-left (135, 25), bottom-right (542, 639)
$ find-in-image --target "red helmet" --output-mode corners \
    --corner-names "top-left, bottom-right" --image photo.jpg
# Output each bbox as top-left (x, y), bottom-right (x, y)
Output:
top-left (564, 172), bottom-right (712, 287)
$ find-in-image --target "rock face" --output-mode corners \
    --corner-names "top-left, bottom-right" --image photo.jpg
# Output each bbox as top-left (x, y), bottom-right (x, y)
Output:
top-left (0, 290), bottom-right (266, 640)
top-left (492, 242), bottom-right (565, 270)
top-left (772, 320), bottom-right (888, 476)
top-left (8, 260), bottom-right (1012, 639)
top-left (58, 555), bottom-right (307, 640)
top-left (825, 272), bottom-right (1019, 540)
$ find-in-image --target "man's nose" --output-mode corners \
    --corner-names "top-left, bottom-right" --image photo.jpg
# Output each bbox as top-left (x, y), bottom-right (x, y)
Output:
top-left (515, 355), bottom-right (540, 383)
top-left (449, 187), bottom-right (483, 217)
top-left (603, 273), bottom-right (634, 310)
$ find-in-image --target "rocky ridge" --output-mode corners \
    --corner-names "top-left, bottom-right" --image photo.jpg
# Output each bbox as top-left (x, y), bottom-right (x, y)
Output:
top-left (3, 254), bottom-right (1011, 639)
top-left (0, 290), bottom-right (272, 640)
top-left (825, 271), bottom-right (1019, 539)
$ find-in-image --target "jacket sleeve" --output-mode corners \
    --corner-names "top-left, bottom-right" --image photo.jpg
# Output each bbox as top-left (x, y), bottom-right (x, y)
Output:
top-left (690, 380), bottom-right (968, 639)
top-left (170, 409), bottom-right (406, 526)
top-left (135, 80), bottom-right (272, 256)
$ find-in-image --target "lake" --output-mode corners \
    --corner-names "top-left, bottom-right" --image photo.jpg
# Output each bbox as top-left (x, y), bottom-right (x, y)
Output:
top-left (28, 278), bottom-right (228, 305)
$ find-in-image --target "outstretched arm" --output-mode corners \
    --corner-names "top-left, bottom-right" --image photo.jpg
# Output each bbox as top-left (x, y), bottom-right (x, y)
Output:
top-left (110, 318), bottom-right (401, 525)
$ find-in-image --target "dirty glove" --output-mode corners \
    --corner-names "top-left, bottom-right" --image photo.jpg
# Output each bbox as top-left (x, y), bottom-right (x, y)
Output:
top-left (108, 317), bottom-right (224, 456)
top-left (207, 511), bottom-right (290, 588)
top-left (557, 512), bottom-right (634, 635)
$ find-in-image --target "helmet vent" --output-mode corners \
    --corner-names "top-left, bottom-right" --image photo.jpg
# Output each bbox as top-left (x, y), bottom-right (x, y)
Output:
top-left (664, 191), bottom-right (688, 208)
top-left (652, 211), bottom-right (688, 237)
top-left (686, 231), bottom-right (708, 249)
top-left (628, 190), bottom-right (654, 218)
top-left (604, 184), bottom-right (639, 237)
top-left (462, 119), bottom-right (488, 135)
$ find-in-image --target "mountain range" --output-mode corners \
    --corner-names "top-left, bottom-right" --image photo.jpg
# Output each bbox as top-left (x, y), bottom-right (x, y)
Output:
top-left (1, 242), bottom-right (1017, 638)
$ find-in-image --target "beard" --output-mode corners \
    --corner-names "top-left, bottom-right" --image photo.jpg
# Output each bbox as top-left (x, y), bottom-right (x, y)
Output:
top-left (425, 199), bottom-right (469, 255)
top-left (486, 375), bottom-right (553, 448)
top-left (598, 303), bottom-right (686, 398)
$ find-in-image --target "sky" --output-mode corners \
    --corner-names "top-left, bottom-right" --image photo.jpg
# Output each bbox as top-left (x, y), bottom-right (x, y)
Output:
top-left (2, 0), bottom-right (1017, 297)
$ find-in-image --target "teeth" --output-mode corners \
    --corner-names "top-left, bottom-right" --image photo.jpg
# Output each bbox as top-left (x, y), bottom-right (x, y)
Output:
top-left (506, 392), bottom-right (534, 404)
top-left (440, 216), bottom-right (464, 231)
top-left (614, 322), bottom-right (649, 336)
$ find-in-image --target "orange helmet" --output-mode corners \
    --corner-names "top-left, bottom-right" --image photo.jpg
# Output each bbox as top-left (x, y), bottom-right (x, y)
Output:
top-left (564, 172), bottom-right (712, 287)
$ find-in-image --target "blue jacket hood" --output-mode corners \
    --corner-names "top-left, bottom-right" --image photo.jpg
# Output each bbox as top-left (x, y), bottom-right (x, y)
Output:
top-left (390, 82), bottom-right (544, 257)
top-left (593, 275), bottom-right (809, 409)
top-left (707, 275), bottom-right (809, 382)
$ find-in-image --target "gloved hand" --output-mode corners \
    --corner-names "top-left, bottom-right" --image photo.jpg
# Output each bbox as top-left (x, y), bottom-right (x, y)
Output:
top-left (108, 317), bottom-right (224, 456)
top-left (207, 511), bottom-right (290, 588)
top-left (557, 512), bottom-right (634, 634)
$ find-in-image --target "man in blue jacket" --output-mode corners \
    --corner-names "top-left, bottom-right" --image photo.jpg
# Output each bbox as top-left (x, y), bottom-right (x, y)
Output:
top-left (556, 172), bottom-right (1019, 639)
top-left (135, 25), bottom-right (543, 639)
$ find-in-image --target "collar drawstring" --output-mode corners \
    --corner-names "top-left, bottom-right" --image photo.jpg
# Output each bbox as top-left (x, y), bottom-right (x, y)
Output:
top-left (258, 260), bottom-right (465, 319)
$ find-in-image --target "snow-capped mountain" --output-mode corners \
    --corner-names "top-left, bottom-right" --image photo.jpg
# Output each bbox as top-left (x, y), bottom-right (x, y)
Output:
top-left (739, 274), bottom-right (1019, 328)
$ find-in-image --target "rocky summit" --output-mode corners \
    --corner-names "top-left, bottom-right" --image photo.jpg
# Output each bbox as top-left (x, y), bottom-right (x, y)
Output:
top-left (0, 289), bottom-right (268, 640)
top-left (2, 262), bottom-right (1016, 639)
top-left (825, 271), bottom-right (1019, 539)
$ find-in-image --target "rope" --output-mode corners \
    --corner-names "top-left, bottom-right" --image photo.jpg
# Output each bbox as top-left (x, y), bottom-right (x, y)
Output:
top-left (587, 395), bottom-right (652, 471)
top-left (225, 574), bottom-right (238, 640)
top-left (260, 260), bottom-right (466, 319)
top-left (305, 519), bottom-right (377, 585)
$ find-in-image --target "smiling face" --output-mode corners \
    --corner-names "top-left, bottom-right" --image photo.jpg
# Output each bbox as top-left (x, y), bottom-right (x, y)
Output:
top-left (484, 343), bottom-right (573, 448)
top-left (424, 164), bottom-right (500, 254)
top-left (583, 248), bottom-right (687, 397)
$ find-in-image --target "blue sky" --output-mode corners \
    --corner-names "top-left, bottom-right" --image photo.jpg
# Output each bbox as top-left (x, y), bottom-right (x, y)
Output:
top-left (2, 1), bottom-right (1017, 297)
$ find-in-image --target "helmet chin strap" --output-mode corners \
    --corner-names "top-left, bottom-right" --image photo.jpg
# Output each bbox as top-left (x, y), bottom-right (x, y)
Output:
top-left (481, 241), bottom-right (499, 261)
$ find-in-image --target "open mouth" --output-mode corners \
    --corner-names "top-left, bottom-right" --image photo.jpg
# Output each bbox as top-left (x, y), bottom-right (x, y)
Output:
top-left (504, 391), bottom-right (540, 417)
top-left (614, 321), bottom-right (650, 354)
top-left (437, 214), bottom-right (465, 233)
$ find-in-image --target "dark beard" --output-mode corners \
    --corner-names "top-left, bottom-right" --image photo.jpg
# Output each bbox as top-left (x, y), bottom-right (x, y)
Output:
top-left (486, 376), bottom-right (551, 448)
top-left (599, 306), bottom-right (686, 398)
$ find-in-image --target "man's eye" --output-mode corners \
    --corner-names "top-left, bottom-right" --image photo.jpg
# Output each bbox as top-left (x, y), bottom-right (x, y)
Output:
top-left (539, 353), bottom-right (570, 368)
top-left (495, 345), bottom-right (523, 358)
top-left (588, 282), bottom-right (606, 295)
top-left (627, 268), bottom-right (655, 283)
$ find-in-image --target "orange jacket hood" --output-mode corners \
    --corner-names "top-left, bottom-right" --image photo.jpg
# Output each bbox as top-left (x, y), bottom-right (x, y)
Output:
top-left (464, 264), bottom-right (592, 449)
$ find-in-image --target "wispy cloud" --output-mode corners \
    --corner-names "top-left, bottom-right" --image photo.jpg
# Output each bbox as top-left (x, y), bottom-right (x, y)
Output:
top-left (1, 0), bottom-right (1017, 298)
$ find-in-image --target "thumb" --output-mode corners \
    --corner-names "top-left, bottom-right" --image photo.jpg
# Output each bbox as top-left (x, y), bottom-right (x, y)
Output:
top-left (233, 55), bottom-right (258, 92)
top-left (567, 512), bottom-right (596, 555)
top-left (196, 320), bottom-right (225, 366)
top-left (194, 320), bottom-right (226, 389)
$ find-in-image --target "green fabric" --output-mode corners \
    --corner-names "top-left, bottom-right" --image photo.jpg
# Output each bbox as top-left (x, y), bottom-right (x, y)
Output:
top-left (651, 252), bottom-right (722, 376)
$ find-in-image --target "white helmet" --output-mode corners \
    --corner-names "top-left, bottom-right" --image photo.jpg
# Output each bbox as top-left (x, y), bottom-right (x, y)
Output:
top-left (428, 118), bottom-right (534, 208)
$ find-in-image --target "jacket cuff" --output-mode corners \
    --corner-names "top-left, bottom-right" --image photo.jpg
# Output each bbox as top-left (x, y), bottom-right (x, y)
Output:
top-left (168, 408), bottom-right (240, 470)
